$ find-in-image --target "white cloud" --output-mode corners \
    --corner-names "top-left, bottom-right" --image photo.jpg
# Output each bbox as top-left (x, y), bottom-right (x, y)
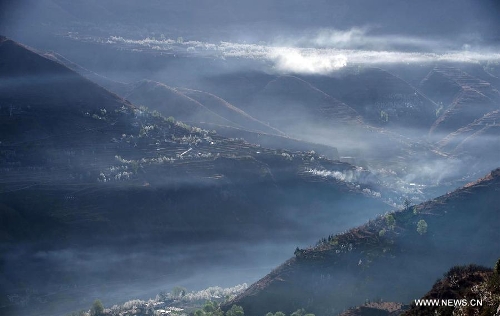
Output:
top-left (268, 47), bottom-right (347, 74)
top-left (93, 34), bottom-right (500, 75)
top-left (301, 27), bottom-right (448, 51)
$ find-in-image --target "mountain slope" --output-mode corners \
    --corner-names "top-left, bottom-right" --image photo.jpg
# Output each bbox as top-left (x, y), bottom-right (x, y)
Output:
top-left (305, 67), bottom-right (438, 129)
top-left (177, 87), bottom-right (283, 135)
top-left (0, 36), bottom-right (392, 316)
top-left (225, 168), bottom-right (500, 316)
top-left (421, 66), bottom-right (500, 136)
top-left (404, 263), bottom-right (500, 316)
top-left (437, 110), bottom-right (500, 158)
top-left (249, 75), bottom-right (362, 129)
top-left (123, 80), bottom-right (235, 126)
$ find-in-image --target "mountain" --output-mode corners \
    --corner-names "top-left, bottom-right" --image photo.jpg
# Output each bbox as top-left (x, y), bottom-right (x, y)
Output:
top-left (339, 302), bottom-right (407, 316)
top-left (420, 66), bottom-right (500, 136)
top-left (437, 110), bottom-right (500, 159)
top-left (176, 88), bottom-right (283, 135)
top-left (337, 260), bottom-right (500, 316)
top-left (404, 262), bottom-right (500, 316)
top-left (304, 67), bottom-right (438, 130)
top-left (123, 80), bottom-right (235, 127)
top-left (224, 168), bottom-right (500, 316)
top-left (0, 37), bottom-right (391, 316)
top-left (248, 75), bottom-right (362, 130)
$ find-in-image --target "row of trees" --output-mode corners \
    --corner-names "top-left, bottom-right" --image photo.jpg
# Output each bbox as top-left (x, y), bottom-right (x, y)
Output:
top-left (193, 301), bottom-right (243, 316)
top-left (194, 301), bottom-right (315, 316)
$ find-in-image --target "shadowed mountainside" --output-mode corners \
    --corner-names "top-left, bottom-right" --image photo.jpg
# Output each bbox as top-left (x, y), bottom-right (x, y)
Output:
top-left (0, 36), bottom-right (393, 316)
top-left (437, 109), bottom-right (500, 159)
top-left (224, 168), bottom-right (500, 316)
top-left (421, 66), bottom-right (500, 136)
top-left (305, 67), bottom-right (438, 130)
top-left (404, 262), bottom-right (500, 316)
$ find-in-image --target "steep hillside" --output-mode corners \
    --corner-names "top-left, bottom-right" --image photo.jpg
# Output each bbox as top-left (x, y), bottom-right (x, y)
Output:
top-left (123, 80), bottom-right (234, 127)
top-left (177, 88), bottom-right (283, 135)
top-left (305, 67), bottom-right (438, 129)
top-left (437, 110), bottom-right (500, 159)
top-left (339, 302), bottom-right (407, 316)
top-left (190, 123), bottom-right (340, 161)
top-left (225, 169), bottom-right (500, 316)
top-left (42, 50), bottom-right (130, 96)
top-left (0, 37), bottom-right (392, 316)
top-left (420, 66), bottom-right (500, 136)
top-left (338, 260), bottom-right (500, 316)
top-left (249, 75), bottom-right (362, 129)
top-left (404, 263), bottom-right (500, 316)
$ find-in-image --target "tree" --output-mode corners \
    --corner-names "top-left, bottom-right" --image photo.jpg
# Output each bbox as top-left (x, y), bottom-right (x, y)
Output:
top-left (417, 220), bottom-right (428, 235)
top-left (226, 305), bottom-right (244, 316)
top-left (171, 286), bottom-right (187, 298)
top-left (412, 206), bottom-right (419, 215)
top-left (202, 301), bottom-right (224, 316)
top-left (90, 299), bottom-right (104, 316)
top-left (385, 214), bottom-right (396, 229)
top-left (403, 198), bottom-right (411, 211)
top-left (194, 309), bottom-right (205, 316)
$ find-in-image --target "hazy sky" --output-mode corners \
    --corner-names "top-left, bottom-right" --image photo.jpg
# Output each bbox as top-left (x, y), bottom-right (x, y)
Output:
top-left (1, 0), bottom-right (499, 41)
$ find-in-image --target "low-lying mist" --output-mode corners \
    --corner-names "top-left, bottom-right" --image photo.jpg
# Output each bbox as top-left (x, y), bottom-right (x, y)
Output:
top-left (2, 240), bottom-right (295, 316)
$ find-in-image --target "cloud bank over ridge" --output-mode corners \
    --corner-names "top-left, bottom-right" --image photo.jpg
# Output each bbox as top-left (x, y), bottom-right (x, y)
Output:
top-left (83, 31), bottom-right (500, 75)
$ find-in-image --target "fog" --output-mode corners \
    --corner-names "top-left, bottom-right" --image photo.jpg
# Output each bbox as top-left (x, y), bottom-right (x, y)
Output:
top-left (1, 1), bottom-right (500, 315)
top-left (2, 241), bottom-right (291, 316)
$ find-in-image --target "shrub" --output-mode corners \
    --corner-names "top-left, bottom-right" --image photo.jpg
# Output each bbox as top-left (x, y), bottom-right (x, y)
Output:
top-left (226, 305), bottom-right (244, 316)
top-left (385, 214), bottom-right (396, 229)
top-left (90, 299), bottom-right (104, 316)
top-left (171, 286), bottom-right (187, 298)
top-left (417, 220), bottom-right (428, 235)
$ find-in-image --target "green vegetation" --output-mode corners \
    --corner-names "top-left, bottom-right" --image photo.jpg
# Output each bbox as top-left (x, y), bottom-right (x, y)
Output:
top-left (385, 214), bottom-right (396, 230)
top-left (225, 305), bottom-right (244, 316)
top-left (265, 309), bottom-right (314, 316)
top-left (408, 262), bottom-right (500, 316)
top-left (490, 258), bottom-right (500, 293)
top-left (171, 286), bottom-right (187, 298)
top-left (417, 219), bottom-right (428, 235)
top-left (412, 206), bottom-right (419, 215)
top-left (194, 302), bottom-right (243, 316)
top-left (403, 198), bottom-right (411, 211)
top-left (90, 299), bottom-right (104, 316)
top-left (266, 312), bottom-right (286, 316)
top-left (66, 311), bottom-right (87, 316)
